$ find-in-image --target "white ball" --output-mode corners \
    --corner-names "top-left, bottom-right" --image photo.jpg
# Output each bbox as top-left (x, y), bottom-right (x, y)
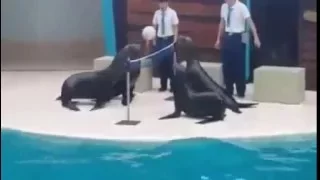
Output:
top-left (142, 26), bottom-right (156, 41)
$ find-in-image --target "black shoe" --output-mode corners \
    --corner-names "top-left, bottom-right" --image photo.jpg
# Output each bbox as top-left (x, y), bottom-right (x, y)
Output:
top-left (158, 87), bottom-right (167, 92)
top-left (226, 89), bottom-right (234, 97)
top-left (237, 94), bottom-right (245, 98)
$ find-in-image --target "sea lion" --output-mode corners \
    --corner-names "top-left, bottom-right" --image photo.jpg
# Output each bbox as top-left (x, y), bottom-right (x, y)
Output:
top-left (169, 36), bottom-right (257, 113)
top-left (159, 62), bottom-right (226, 124)
top-left (56, 42), bottom-right (144, 111)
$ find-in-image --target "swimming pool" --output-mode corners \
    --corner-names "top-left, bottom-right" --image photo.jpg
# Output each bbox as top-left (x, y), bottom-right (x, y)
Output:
top-left (1, 129), bottom-right (316, 180)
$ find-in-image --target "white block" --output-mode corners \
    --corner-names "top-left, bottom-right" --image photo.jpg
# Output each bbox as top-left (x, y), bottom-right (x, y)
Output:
top-left (93, 56), bottom-right (153, 92)
top-left (135, 59), bottom-right (153, 93)
top-left (182, 61), bottom-right (224, 86)
top-left (253, 66), bottom-right (305, 104)
top-left (93, 56), bottom-right (114, 70)
top-left (201, 62), bottom-right (224, 87)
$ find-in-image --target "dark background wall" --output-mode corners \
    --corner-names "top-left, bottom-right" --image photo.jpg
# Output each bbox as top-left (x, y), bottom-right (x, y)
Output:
top-left (298, 0), bottom-right (317, 90)
top-left (1, 0), bottom-right (105, 70)
top-left (126, 0), bottom-right (317, 90)
top-left (248, 0), bottom-right (300, 81)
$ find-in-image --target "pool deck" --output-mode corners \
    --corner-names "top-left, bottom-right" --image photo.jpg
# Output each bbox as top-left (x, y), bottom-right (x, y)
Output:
top-left (1, 71), bottom-right (317, 141)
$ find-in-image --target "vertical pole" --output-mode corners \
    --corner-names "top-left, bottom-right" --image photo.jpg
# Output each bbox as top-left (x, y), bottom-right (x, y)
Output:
top-left (245, 0), bottom-right (251, 81)
top-left (126, 57), bottom-right (131, 122)
top-left (115, 57), bottom-right (140, 126)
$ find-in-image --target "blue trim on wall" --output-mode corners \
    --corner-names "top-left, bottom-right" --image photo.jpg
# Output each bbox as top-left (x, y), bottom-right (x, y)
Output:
top-left (245, 0), bottom-right (251, 81)
top-left (102, 0), bottom-right (116, 56)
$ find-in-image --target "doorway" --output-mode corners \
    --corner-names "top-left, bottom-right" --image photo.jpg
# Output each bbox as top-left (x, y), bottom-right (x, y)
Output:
top-left (113, 0), bottom-right (128, 52)
top-left (249, 0), bottom-right (300, 81)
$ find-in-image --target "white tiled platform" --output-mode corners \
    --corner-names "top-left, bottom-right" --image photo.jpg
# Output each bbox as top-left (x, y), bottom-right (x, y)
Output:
top-left (1, 71), bottom-right (317, 141)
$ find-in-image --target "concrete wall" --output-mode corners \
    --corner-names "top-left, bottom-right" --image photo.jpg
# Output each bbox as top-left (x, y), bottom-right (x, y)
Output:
top-left (1, 0), bottom-right (104, 70)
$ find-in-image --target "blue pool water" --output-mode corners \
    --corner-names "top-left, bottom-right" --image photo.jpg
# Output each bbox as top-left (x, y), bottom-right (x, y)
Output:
top-left (1, 129), bottom-right (317, 180)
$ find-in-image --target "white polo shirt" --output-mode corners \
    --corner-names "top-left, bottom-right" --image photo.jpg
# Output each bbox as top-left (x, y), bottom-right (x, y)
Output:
top-left (220, 1), bottom-right (251, 33)
top-left (152, 7), bottom-right (179, 38)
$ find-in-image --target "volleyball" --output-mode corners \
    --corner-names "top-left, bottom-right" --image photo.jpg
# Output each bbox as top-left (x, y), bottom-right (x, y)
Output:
top-left (142, 26), bottom-right (156, 41)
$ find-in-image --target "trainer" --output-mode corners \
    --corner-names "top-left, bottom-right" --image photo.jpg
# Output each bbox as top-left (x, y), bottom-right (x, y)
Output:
top-left (215, 0), bottom-right (261, 98)
top-left (152, 0), bottom-right (179, 92)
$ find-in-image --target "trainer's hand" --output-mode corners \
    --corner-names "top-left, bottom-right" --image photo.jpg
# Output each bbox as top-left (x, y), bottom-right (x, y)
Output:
top-left (254, 37), bottom-right (261, 48)
top-left (214, 40), bottom-right (220, 49)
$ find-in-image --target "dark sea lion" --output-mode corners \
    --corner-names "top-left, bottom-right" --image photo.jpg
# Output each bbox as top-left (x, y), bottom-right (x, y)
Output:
top-left (170, 36), bottom-right (257, 114)
top-left (56, 42), bottom-right (145, 111)
top-left (111, 53), bottom-right (142, 106)
top-left (159, 62), bottom-right (226, 124)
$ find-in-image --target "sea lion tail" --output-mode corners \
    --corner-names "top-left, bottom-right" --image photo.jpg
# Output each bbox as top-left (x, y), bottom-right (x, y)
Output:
top-left (237, 102), bottom-right (258, 108)
top-left (56, 96), bottom-right (62, 101)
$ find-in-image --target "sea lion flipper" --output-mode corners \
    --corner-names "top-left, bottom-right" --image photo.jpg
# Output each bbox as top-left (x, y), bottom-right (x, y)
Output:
top-left (196, 113), bottom-right (226, 124)
top-left (164, 96), bottom-right (174, 101)
top-left (121, 95), bottom-right (135, 106)
top-left (159, 111), bottom-right (181, 120)
top-left (90, 101), bottom-right (106, 111)
top-left (192, 62), bottom-right (243, 113)
top-left (196, 118), bottom-right (218, 124)
top-left (238, 102), bottom-right (258, 108)
top-left (63, 102), bottom-right (80, 111)
top-left (121, 87), bottom-right (135, 106)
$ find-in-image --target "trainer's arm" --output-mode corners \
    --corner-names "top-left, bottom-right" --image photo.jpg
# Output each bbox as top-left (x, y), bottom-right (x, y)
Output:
top-left (246, 18), bottom-right (259, 40)
top-left (217, 18), bottom-right (225, 42)
top-left (216, 4), bottom-right (225, 42)
top-left (172, 11), bottom-right (179, 42)
top-left (152, 12), bottom-right (158, 45)
top-left (152, 12), bottom-right (158, 31)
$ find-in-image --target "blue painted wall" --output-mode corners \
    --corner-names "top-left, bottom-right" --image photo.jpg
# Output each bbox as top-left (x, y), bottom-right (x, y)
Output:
top-left (101, 0), bottom-right (116, 56)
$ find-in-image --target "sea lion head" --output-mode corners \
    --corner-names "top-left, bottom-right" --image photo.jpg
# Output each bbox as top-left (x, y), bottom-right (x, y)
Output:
top-left (127, 44), bottom-right (141, 60)
top-left (175, 35), bottom-right (196, 64)
top-left (127, 40), bottom-right (151, 60)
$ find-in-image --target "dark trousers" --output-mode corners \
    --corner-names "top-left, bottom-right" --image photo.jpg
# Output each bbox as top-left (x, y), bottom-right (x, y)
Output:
top-left (221, 32), bottom-right (246, 96)
top-left (155, 36), bottom-right (174, 89)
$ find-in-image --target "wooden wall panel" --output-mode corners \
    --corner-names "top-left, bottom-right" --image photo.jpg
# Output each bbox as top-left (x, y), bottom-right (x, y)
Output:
top-left (128, 0), bottom-right (317, 90)
top-left (127, 0), bottom-right (223, 62)
top-left (299, 0), bottom-right (317, 90)
top-left (128, 0), bottom-right (221, 17)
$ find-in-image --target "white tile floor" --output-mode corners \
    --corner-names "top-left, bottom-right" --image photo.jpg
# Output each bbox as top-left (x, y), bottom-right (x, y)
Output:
top-left (1, 71), bottom-right (317, 141)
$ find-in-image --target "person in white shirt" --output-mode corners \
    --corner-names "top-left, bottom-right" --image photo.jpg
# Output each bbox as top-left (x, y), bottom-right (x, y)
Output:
top-left (214, 0), bottom-right (261, 98)
top-left (152, 0), bottom-right (179, 92)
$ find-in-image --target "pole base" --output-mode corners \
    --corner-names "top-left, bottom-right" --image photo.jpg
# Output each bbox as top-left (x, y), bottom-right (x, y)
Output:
top-left (115, 120), bottom-right (141, 126)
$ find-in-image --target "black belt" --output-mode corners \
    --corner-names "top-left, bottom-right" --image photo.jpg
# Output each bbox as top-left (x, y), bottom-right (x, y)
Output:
top-left (157, 36), bottom-right (174, 40)
top-left (224, 32), bottom-right (244, 36)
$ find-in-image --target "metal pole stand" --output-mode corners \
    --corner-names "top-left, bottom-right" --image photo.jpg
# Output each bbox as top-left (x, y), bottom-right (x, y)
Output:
top-left (115, 57), bottom-right (141, 126)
